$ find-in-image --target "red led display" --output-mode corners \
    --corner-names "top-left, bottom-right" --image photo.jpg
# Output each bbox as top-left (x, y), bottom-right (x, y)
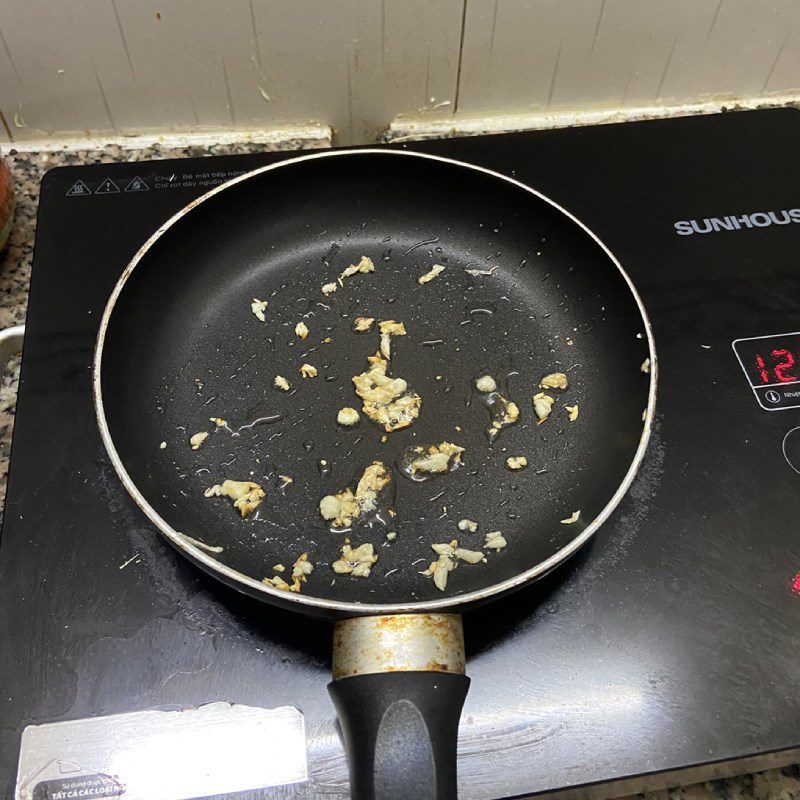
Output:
top-left (733, 332), bottom-right (800, 410)
top-left (771, 349), bottom-right (797, 383)
top-left (752, 348), bottom-right (797, 384)
top-left (735, 335), bottom-right (800, 388)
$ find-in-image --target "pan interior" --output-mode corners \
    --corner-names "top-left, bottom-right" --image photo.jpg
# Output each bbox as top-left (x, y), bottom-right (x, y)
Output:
top-left (100, 152), bottom-right (651, 606)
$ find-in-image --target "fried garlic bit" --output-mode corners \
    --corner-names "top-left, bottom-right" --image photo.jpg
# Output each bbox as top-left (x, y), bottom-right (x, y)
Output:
top-left (560, 510), bottom-right (581, 524)
top-left (418, 264), bottom-right (445, 284)
top-left (353, 351), bottom-right (421, 432)
top-left (476, 376), bottom-right (519, 441)
top-left (189, 431), bottom-right (209, 450)
top-left (322, 282), bottom-right (338, 296)
top-left (506, 455), bottom-right (528, 470)
top-left (319, 461), bottom-right (393, 528)
top-left (251, 298), bottom-right (268, 322)
top-left (458, 518), bottom-right (478, 533)
top-left (295, 321), bottom-right (309, 340)
top-left (475, 374), bottom-right (497, 393)
top-left (274, 375), bottom-right (291, 391)
top-left (487, 395), bottom-right (520, 441)
top-left (641, 358), bottom-right (651, 373)
top-left (263, 552), bottom-right (314, 593)
top-left (337, 407), bottom-right (360, 427)
top-left (539, 372), bottom-right (568, 390)
top-left (378, 319), bottom-right (407, 359)
top-left (204, 479), bottom-right (265, 518)
top-left (332, 542), bottom-right (378, 577)
top-left (565, 404), bottom-right (579, 422)
top-left (533, 392), bottom-right (555, 423)
top-left (484, 530), bottom-right (507, 551)
top-left (338, 255), bottom-right (375, 286)
top-left (405, 442), bottom-right (464, 475)
top-left (353, 316), bottom-right (375, 332)
top-left (420, 540), bottom-right (485, 591)
top-left (300, 363), bottom-right (318, 378)
top-left (210, 417), bottom-right (227, 427)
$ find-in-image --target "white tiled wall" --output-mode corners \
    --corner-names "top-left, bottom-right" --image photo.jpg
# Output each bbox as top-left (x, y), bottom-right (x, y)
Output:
top-left (1, 0), bottom-right (799, 145)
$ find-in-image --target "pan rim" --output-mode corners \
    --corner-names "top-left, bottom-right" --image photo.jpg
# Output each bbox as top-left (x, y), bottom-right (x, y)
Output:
top-left (93, 146), bottom-right (657, 615)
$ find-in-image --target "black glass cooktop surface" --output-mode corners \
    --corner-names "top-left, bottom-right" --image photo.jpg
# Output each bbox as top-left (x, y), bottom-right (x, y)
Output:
top-left (2, 109), bottom-right (800, 800)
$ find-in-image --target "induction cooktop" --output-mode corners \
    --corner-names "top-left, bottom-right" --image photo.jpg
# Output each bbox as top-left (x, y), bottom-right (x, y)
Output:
top-left (2, 109), bottom-right (800, 800)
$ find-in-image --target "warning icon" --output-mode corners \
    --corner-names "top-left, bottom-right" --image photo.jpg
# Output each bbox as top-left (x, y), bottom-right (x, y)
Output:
top-left (66, 180), bottom-right (91, 197)
top-left (124, 176), bottom-right (149, 192)
top-left (95, 178), bottom-right (120, 194)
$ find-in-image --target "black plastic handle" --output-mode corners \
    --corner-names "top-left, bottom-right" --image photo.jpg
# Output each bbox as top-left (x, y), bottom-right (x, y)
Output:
top-left (328, 671), bottom-right (470, 800)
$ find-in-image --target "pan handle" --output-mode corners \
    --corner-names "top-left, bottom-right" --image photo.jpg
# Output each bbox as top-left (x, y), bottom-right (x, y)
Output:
top-left (328, 614), bottom-right (469, 800)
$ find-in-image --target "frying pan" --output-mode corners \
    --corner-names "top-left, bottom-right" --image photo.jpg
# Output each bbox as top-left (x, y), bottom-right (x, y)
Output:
top-left (93, 149), bottom-right (656, 800)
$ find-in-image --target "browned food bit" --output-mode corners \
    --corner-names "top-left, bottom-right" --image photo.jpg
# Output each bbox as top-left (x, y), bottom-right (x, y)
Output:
top-left (353, 316), bottom-right (375, 332)
top-left (204, 479), bottom-right (265, 518)
top-left (474, 375), bottom-right (519, 441)
top-left (475, 375), bottom-right (497, 393)
top-left (353, 351), bottom-right (421, 432)
top-left (484, 530), bottom-right (507, 550)
top-left (417, 264), bottom-right (445, 284)
top-left (565, 404), bottom-right (579, 421)
top-left (319, 461), bottom-right (393, 528)
top-left (300, 363), bottom-right (318, 378)
top-left (420, 540), bottom-right (485, 591)
top-left (251, 298), bottom-right (268, 321)
top-left (378, 319), bottom-right (407, 359)
top-left (263, 552), bottom-right (314, 593)
top-left (560, 510), bottom-right (581, 524)
top-left (337, 407), bottom-right (360, 427)
top-left (295, 321), bottom-right (309, 340)
top-left (338, 255), bottom-right (375, 286)
top-left (539, 372), bottom-right (568, 390)
top-left (332, 543), bottom-right (378, 577)
top-left (274, 375), bottom-right (291, 391)
top-left (532, 392), bottom-right (555, 423)
top-left (189, 431), bottom-right (209, 450)
top-left (506, 455), bottom-right (528, 470)
top-left (486, 394), bottom-right (520, 441)
top-left (397, 442), bottom-right (464, 481)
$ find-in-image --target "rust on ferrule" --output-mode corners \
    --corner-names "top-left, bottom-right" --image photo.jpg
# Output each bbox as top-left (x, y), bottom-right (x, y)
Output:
top-left (332, 613), bottom-right (465, 680)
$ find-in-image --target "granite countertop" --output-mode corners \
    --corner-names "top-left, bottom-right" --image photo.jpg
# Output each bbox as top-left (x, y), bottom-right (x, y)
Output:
top-left (1, 142), bottom-right (798, 800)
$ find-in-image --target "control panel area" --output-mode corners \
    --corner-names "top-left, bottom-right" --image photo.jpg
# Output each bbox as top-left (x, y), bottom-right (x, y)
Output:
top-left (733, 332), bottom-right (800, 411)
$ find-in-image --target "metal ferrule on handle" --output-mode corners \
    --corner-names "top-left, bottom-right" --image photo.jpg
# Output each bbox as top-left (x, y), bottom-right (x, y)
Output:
top-left (332, 613), bottom-right (465, 679)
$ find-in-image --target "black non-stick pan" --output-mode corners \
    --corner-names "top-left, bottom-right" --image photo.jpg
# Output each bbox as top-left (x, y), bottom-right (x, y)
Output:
top-left (94, 149), bottom-right (655, 800)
